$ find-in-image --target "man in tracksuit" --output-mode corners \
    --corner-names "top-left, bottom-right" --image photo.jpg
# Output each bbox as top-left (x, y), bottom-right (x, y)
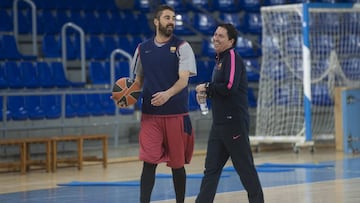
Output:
top-left (195, 23), bottom-right (264, 203)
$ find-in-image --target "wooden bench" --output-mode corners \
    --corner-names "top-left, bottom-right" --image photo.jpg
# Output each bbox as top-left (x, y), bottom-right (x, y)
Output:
top-left (51, 134), bottom-right (108, 172)
top-left (24, 138), bottom-right (52, 173)
top-left (0, 134), bottom-right (108, 173)
top-left (0, 138), bottom-right (51, 174)
top-left (0, 139), bottom-right (26, 174)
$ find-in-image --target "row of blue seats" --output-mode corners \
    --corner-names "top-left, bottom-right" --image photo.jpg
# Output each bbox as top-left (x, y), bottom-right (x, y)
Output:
top-left (1, 0), bottom-right (300, 13)
top-left (0, 8), bottom-right (262, 36)
top-left (0, 57), bottom-right (260, 90)
top-left (274, 84), bottom-right (335, 106)
top-left (41, 34), bottom-right (262, 61)
top-left (0, 93), bottom-right (130, 121)
top-left (0, 35), bottom-right (36, 60)
top-left (258, 57), bottom-right (360, 81)
top-left (175, 12), bottom-right (262, 36)
top-left (42, 34), bottom-right (143, 60)
top-left (0, 9), bottom-right (152, 35)
top-left (262, 34), bottom-right (360, 58)
top-left (89, 58), bottom-right (260, 87)
top-left (1, 87), bottom-right (259, 121)
top-left (0, 61), bottom-right (84, 89)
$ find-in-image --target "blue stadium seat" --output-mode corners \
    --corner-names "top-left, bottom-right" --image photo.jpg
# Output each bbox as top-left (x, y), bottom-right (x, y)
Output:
top-left (239, 0), bottom-right (261, 12)
top-left (86, 94), bottom-right (105, 116)
top-left (274, 86), bottom-right (291, 106)
top-left (219, 13), bottom-right (242, 31)
top-left (339, 34), bottom-right (360, 56)
top-left (42, 35), bottom-right (61, 58)
top-left (82, 11), bottom-right (102, 34)
top-left (96, 11), bottom-right (112, 34)
top-left (235, 36), bottom-right (260, 57)
top-left (287, 0), bottom-right (306, 3)
top-left (343, 12), bottom-right (360, 30)
top-left (59, 35), bottom-right (78, 60)
top-left (213, 0), bottom-right (240, 13)
top-left (66, 94), bottom-right (90, 117)
top-left (117, 36), bottom-right (133, 55)
top-left (189, 60), bottom-right (213, 84)
top-left (103, 36), bottom-right (119, 59)
top-left (115, 61), bottom-right (131, 79)
top-left (201, 37), bottom-right (216, 57)
top-left (0, 35), bottom-right (36, 60)
top-left (4, 61), bottom-right (23, 89)
top-left (0, 9), bottom-right (13, 32)
top-left (41, 95), bottom-right (61, 119)
top-left (174, 13), bottom-right (194, 36)
top-left (17, 9), bottom-right (32, 34)
top-left (285, 34), bottom-right (302, 55)
top-left (0, 63), bottom-right (8, 89)
top-left (85, 35), bottom-right (106, 60)
top-left (36, 10), bottom-right (58, 35)
top-left (130, 36), bottom-right (145, 52)
top-left (19, 61), bottom-right (40, 88)
top-left (50, 62), bottom-right (72, 88)
top-left (312, 13), bottom-right (340, 33)
top-left (262, 35), bottom-right (280, 54)
top-left (263, 61), bottom-right (286, 80)
top-left (248, 87), bottom-right (257, 108)
top-left (134, 0), bottom-right (152, 12)
top-left (24, 96), bottom-right (46, 120)
top-left (120, 11), bottom-right (138, 35)
top-left (7, 96), bottom-right (28, 120)
top-left (56, 9), bottom-right (71, 27)
top-left (263, 0), bottom-right (287, 6)
top-left (65, 95), bottom-right (76, 118)
top-left (311, 34), bottom-right (335, 56)
top-left (0, 96), bottom-right (3, 121)
top-left (99, 93), bottom-right (116, 115)
top-left (101, 11), bottom-right (125, 35)
top-left (243, 12), bottom-right (262, 34)
top-left (51, 62), bottom-right (85, 88)
top-left (188, 0), bottom-right (213, 11)
top-left (243, 58), bottom-right (260, 82)
top-left (311, 84), bottom-right (334, 106)
top-left (0, 0), bottom-right (12, 8)
top-left (137, 13), bottom-right (152, 36)
top-left (193, 13), bottom-right (217, 35)
top-left (161, 0), bottom-right (187, 12)
top-left (36, 62), bottom-right (55, 88)
top-left (68, 11), bottom-right (86, 34)
top-left (341, 58), bottom-right (360, 80)
top-left (89, 61), bottom-right (109, 85)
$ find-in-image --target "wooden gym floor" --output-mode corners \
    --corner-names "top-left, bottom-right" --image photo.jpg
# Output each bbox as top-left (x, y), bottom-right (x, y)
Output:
top-left (0, 146), bottom-right (359, 203)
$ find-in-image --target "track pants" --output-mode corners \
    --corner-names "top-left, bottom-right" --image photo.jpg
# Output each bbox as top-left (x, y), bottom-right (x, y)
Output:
top-left (196, 123), bottom-right (264, 203)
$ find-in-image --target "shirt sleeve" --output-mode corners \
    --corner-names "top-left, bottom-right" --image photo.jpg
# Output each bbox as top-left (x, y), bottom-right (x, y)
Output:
top-left (131, 45), bottom-right (143, 77)
top-left (178, 42), bottom-right (197, 77)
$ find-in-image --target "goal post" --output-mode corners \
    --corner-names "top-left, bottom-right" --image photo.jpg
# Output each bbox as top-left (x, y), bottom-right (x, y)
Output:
top-left (253, 3), bottom-right (360, 148)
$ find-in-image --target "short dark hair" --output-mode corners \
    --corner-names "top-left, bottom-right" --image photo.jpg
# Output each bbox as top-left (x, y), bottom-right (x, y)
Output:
top-left (218, 23), bottom-right (238, 47)
top-left (154, 4), bottom-right (175, 20)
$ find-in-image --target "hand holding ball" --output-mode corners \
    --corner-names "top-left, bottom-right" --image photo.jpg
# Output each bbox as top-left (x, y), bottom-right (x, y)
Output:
top-left (112, 77), bottom-right (141, 108)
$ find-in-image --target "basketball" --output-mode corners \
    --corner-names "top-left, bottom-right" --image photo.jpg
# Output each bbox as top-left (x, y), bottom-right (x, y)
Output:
top-left (112, 77), bottom-right (141, 107)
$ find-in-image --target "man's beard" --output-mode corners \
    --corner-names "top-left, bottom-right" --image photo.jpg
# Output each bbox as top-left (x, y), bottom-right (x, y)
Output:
top-left (159, 23), bottom-right (174, 37)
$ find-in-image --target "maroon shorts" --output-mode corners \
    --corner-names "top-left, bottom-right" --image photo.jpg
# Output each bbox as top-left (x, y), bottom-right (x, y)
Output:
top-left (138, 113), bottom-right (194, 169)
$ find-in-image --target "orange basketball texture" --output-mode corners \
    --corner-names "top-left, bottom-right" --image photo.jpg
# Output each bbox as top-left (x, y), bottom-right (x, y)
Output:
top-left (112, 77), bottom-right (141, 107)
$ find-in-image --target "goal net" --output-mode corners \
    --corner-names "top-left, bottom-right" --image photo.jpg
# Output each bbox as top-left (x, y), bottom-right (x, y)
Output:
top-left (254, 3), bottom-right (360, 145)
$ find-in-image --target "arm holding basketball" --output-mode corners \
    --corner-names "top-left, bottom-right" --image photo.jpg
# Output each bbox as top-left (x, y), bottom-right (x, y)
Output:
top-left (151, 70), bottom-right (189, 106)
top-left (134, 74), bottom-right (144, 88)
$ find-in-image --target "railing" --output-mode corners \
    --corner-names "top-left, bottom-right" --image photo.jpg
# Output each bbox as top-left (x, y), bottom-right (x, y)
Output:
top-left (13, 0), bottom-right (38, 56)
top-left (61, 22), bottom-right (86, 83)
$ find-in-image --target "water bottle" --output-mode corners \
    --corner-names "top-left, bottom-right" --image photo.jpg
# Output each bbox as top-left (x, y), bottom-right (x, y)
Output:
top-left (198, 91), bottom-right (209, 115)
